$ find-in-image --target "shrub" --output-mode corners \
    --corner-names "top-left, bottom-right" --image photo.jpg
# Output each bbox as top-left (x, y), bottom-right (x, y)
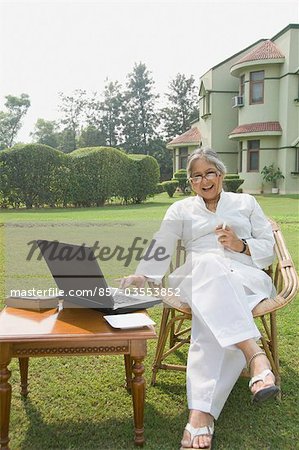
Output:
top-left (156, 183), bottom-right (165, 194)
top-left (261, 164), bottom-right (285, 188)
top-left (223, 174), bottom-right (244, 193)
top-left (224, 173), bottom-right (239, 180)
top-left (172, 169), bottom-right (188, 192)
top-left (69, 147), bottom-right (130, 206)
top-left (0, 144), bottom-right (69, 208)
top-left (0, 145), bottom-right (160, 208)
top-left (50, 160), bottom-right (73, 207)
top-left (162, 180), bottom-right (179, 198)
top-left (127, 155), bottom-right (160, 203)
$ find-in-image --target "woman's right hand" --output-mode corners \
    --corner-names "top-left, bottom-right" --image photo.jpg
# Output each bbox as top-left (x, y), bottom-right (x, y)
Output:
top-left (118, 274), bottom-right (147, 289)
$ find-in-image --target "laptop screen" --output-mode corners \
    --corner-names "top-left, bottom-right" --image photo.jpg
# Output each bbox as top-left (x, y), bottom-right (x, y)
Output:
top-left (36, 240), bottom-right (114, 309)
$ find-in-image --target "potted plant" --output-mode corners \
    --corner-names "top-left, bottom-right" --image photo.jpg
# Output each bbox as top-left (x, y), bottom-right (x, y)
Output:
top-left (261, 164), bottom-right (285, 194)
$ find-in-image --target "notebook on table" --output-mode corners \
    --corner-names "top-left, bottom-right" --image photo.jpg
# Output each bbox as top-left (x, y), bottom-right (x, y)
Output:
top-left (5, 296), bottom-right (59, 311)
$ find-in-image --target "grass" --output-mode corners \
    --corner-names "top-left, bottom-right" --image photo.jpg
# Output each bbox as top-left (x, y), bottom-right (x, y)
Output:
top-left (0, 192), bottom-right (298, 449)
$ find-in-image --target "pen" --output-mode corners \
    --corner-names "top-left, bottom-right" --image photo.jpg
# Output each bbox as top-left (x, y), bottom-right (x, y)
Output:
top-left (222, 222), bottom-right (227, 230)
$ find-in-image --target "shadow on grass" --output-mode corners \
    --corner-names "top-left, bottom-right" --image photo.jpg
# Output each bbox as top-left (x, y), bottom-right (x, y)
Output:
top-left (17, 360), bottom-right (299, 450)
top-left (0, 199), bottom-right (175, 214)
top-left (20, 396), bottom-right (186, 450)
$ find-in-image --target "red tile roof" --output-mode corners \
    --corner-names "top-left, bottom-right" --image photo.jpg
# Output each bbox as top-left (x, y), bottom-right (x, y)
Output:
top-left (234, 40), bottom-right (285, 65)
top-left (230, 121), bottom-right (282, 135)
top-left (168, 127), bottom-right (201, 146)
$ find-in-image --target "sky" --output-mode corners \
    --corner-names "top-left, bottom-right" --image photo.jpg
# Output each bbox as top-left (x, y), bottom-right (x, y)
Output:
top-left (0, 0), bottom-right (298, 141)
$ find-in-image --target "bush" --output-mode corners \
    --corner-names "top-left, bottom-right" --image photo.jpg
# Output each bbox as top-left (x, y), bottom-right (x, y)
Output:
top-left (69, 147), bottom-right (130, 206)
top-left (0, 144), bottom-right (69, 208)
top-left (52, 160), bottom-right (73, 207)
top-left (261, 164), bottom-right (285, 188)
top-left (172, 169), bottom-right (188, 192)
top-left (223, 174), bottom-right (244, 193)
top-left (0, 145), bottom-right (161, 208)
top-left (156, 183), bottom-right (165, 194)
top-left (224, 173), bottom-right (239, 180)
top-left (162, 180), bottom-right (179, 198)
top-left (127, 155), bottom-right (160, 203)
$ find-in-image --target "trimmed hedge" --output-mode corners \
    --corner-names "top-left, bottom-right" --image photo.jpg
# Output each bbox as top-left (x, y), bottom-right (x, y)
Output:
top-left (0, 144), bottom-right (160, 208)
top-left (224, 173), bottom-right (239, 180)
top-left (223, 174), bottom-right (244, 193)
top-left (162, 180), bottom-right (179, 198)
top-left (127, 154), bottom-right (160, 203)
top-left (172, 169), bottom-right (188, 192)
top-left (0, 144), bottom-right (70, 208)
top-left (69, 147), bottom-right (130, 206)
top-left (156, 183), bottom-right (165, 194)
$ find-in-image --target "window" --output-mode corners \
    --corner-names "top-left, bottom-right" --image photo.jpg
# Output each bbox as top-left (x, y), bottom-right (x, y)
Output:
top-left (201, 92), bottom-right (211, 117)
top-left (179, 147), bottom-right (188, 169)
top-left (240, 75), bottom-right (245, 97)
top-left (295, 148), bottom-right (299, 172)
top-left (247, 140), bottom-right (260, 172)
top-left (239, 141), bottom-right (243, 172)
top-left (250, 71), bottom-right (264, 104)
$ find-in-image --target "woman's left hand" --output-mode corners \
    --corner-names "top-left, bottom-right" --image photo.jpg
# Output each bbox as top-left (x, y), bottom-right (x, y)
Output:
top-left (215, 224), bottom-right (244, 253)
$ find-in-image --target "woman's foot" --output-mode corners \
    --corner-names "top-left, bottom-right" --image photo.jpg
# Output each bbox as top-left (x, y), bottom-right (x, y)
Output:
top-left (249, 352), bottom-right (276, 396)
top-left (248, 351), bottom-right (280, 402)
top-left (236, 340), bottom-right (278, 400)
top-left (181, 410), bottom-right (214, 449)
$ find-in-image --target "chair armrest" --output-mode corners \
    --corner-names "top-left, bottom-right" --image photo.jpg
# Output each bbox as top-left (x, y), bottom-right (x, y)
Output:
top-left (147, 280), bottom-right (191, 313)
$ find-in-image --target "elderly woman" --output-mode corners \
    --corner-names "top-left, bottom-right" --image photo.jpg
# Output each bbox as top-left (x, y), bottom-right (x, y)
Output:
top-left (120, 148), bottom-right (279, 450)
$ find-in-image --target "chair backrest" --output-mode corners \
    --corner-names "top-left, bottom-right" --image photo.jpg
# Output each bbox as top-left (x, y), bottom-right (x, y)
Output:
top-left (252, 219), bottom-right (298, 316)
top-left (167, 219), bottom-right (298, 316)
top-left (169, 240), bottom-right (186, 274)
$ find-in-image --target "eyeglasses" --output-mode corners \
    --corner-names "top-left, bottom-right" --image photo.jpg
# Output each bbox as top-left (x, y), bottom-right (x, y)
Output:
top-left (189, 171), bottom-right (220, 184)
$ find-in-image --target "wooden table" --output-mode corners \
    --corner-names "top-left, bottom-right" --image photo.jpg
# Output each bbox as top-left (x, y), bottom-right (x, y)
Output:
top-left (0, 306), bottom-right (157, 450)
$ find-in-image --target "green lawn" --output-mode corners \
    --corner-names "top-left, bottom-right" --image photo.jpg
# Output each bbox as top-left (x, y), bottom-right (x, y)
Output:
top-left (0, 193), bottom-right (298, 450)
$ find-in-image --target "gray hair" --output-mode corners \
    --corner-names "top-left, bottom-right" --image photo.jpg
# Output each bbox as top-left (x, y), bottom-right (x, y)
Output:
top-left (187, 147), bottom-right (227, 178)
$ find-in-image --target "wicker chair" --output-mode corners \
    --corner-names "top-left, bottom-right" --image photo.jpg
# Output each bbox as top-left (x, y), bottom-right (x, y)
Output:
top-left (151, 219), bottom-right (298, 390)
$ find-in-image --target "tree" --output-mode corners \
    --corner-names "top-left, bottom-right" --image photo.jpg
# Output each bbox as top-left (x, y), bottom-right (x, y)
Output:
top-left (100, 79), bottom-right (124, 147)
top-left (78, 125), bottom-right (106, 148)
top-left (83, 91), bottom-right (101, 127)
top-left (147, 138), bottom-right (173, 181)
top-left (0, 93), bottom-right (30, 149)
top-left (161, 74), bottom-right (198, 140)
top-left (57, 128), bottom-right (77, 153)
top-left (31, 118), bottom-right (59, 148)
top-left (58, 89), bottom-right (87, 150)
top-left (122, 63), bottom-right (158, 153)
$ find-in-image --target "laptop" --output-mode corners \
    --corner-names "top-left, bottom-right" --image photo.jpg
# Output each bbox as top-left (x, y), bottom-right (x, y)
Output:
top-left (36, 240), bottom-right (161, 314)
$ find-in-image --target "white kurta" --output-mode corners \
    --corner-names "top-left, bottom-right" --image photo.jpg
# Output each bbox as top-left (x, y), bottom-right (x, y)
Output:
top-left (135, 192), bottom-right (275, 418)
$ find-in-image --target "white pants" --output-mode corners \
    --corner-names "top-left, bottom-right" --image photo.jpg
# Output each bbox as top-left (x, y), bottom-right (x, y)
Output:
top-left (177, 253), bottom-right (264, 419)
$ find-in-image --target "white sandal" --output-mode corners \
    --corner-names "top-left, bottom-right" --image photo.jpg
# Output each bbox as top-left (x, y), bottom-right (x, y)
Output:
top-left (180, 422), bottom-right (214, 449)
top-left (249, 369), bottom-right (280, 403)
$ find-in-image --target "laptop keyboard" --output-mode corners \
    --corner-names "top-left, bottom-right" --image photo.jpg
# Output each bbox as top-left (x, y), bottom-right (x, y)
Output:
top-left (113, 291), bottom-right (156, 306)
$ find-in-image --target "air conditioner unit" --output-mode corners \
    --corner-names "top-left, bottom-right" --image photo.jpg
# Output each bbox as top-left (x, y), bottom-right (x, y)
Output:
top-left (232, 96), bottom-right (244, 108)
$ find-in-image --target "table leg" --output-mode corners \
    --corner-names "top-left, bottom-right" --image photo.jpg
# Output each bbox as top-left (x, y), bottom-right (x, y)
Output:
top-left (0, 344), bottom-right (12, 450)
top-left (124, 355), bottom-right (132, 393)
top-left (18, 358), bottom-right (29, 397)
top-left (131, 357), bottom-right (145, 446)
